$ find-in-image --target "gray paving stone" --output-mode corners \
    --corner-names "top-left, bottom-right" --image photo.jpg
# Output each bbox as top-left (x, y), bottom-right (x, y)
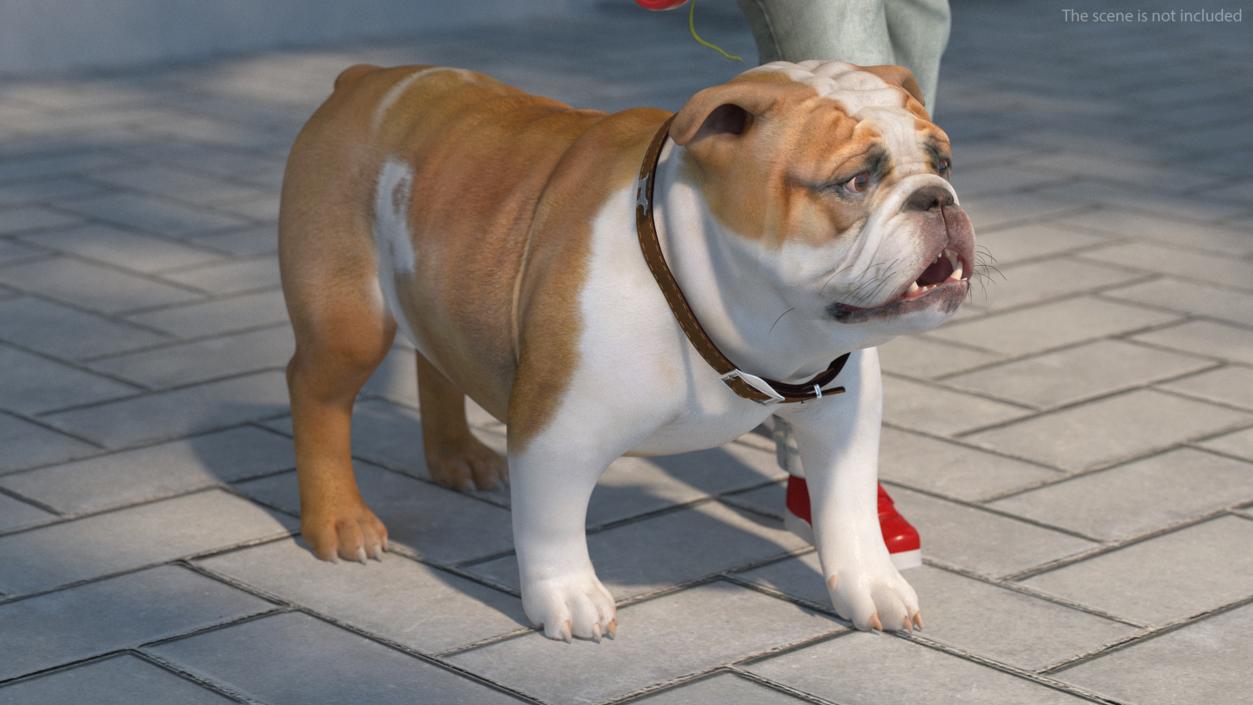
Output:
top-left (236, 463), bottom-right (515, 565)
top-left (1159, 365), bottom-right (1253, 411)
top-left (1199, 426), bottom-right (1253, 461)
top-left (43, 370), bottom-right (289, 448)
top-left (1031, 154), bottom-right (1219, 194)
top-left (973, 221), bottom-right (1110, 265)
top-left (737, 554), bottom-right (1135, 672)
top-left (470, 501), bottom-right (810, 600)
top-left (927, 296), bottom-right (1180, 357)
top-left (1055, 208), bottom-right (1253, 255)
top-left (0, 296), bottom-right (168, 360)
top-left (978, 256), bottom-right (1143, 311)
top-left (1079, 241), bottom-right (1253, 291)
top-left (0, 412), bottom-right (97, 474)
top-left (89, 325), bottom-right (292, 388)
top-left (0, 491), bottom-right (55, 532)
top-left (159, 255), bottom-right (281, 296)
top-left (19, 223), bottom-right (224, 273)
top-left (964, 389), bottom-right (1250, 472)
top-left (0, 490), bottom-right (295, 594)
top-left (0, 256), bottom-right (202, 314)
top-left (948, 164), bottom-right (1067, 197)
top-left (0, 566), bottom-right (271, 680)
top-left (883, 485), bottom-right (1096, 578)
top-left (1023, 516), bottom-right (1253, 625)
top-left (0, 150), bottom-right (129, 184)
top-left (148, 611), bottom-right (525, 705)
top-left (943, 339), bottom-right (1214, 409)
top-left (959, 191), bottom-right (1094, 231)
top-left (213, 193), bottom-right (280, 223)
top-left (878, 427), bottom-right (1061, 502)
top-left (88, 163), bottom-right (268, 205)
top-left (0, 239), bottom-right (44, 265)
top-left (0, 654), bottom-right (235, 705)
top-left (0, 205), bottom-right (83, 235)
top-left (199, 538), bottom-right (526, 653)
top-left (990, 448), bottom-right (1253, 541)
top-left (0, 175), bottom-right (109, 207)
top-left (748, 630), bottom-right (1089, 705)
top-left (1057, 602), bottom-right (1253, 705)
top-left (449, 582), bottom-right (841, 705)
top-left (882, 375), bottom-right (1031, 436)
top-left (1134, 320), bottom-right (1253, 366)
top-left (126, 288), bottom-right (288, 338)
top-left (1035, 179), bottom-right (1252, 224)
top-left (1103, 277), bottom-right (1253, 327)
top-left (191, 224), bottom-right (279, 257)
top-left (877, 335), bottom-right (1004, 379)
top-left (0, 343), bottom-right (137, 414)
top-left (0, 426), bottom-right (293, 515)
top-left (56, 191), bottom-right (250, 237)
top-left (633, 673), bottom-right (807, 705)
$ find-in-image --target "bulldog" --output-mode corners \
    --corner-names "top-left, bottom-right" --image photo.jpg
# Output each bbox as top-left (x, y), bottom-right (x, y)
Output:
top-left (278, 59), bottom-right (975, 641)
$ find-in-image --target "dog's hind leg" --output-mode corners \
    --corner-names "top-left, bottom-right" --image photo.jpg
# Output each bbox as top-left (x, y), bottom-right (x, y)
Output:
top-left (417, 352), bottom-right (509, 491)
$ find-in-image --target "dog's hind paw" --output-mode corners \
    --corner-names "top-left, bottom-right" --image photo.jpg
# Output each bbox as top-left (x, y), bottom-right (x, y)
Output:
top-left (425, 436), bottom-right (509, 492)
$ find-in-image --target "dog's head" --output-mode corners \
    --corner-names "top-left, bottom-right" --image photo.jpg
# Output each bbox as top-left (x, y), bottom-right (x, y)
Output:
top-left (672, 60), bottom-right (975, 337)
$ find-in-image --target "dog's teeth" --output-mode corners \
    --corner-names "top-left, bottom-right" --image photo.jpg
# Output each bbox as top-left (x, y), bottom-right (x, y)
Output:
top-left (906, 281), bottom-right (920, 296)
top-left (950, 264), bottom-right (963, 280)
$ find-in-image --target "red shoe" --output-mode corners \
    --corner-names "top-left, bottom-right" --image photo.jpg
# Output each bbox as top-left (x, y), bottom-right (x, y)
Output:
top-left (784, 477), bottom-right (922, 570)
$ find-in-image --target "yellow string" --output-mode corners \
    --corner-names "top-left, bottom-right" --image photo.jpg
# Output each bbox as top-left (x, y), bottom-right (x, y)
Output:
top-left (688, 0), bottom-right (743, 63)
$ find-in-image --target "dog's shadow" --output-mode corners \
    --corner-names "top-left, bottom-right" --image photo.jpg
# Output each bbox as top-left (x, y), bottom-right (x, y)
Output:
top-left (188, 350), bottom-right (822, 638)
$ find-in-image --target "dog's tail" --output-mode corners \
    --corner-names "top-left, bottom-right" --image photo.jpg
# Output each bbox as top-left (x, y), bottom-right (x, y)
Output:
top-left (334, 63), bottom-right (382, 91)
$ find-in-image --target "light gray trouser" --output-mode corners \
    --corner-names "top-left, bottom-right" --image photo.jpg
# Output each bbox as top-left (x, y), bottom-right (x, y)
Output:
top-left (737, 0), bottom-right (951, 474)
top-left (734, 0), bottom-right (951, 110)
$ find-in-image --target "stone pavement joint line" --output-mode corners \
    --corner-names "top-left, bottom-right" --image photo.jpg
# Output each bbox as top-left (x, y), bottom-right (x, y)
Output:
top-left (0, 1), bottom-right (1251, 703)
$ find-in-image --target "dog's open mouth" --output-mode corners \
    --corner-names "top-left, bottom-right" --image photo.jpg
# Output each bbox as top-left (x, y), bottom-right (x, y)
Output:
top-left (898, 248), bottom-right (966, 302)
top-left (827, 247), bottom-right (971, 323)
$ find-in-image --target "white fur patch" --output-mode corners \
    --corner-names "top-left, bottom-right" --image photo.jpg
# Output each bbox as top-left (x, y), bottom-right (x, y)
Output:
top-left (753, 60), bottom-right (903, 117)
top-left (373, 159), bottom-right (420, 344)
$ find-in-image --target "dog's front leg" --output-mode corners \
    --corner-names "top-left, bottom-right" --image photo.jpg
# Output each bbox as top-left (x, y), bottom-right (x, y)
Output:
top-left (509, 429), bottom-right (620, 643)
top-left (777, 348), bottom-right (921, 632)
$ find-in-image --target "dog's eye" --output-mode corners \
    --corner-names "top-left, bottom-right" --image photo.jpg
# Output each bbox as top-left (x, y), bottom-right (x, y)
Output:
top-left (936, 158), bottom-right (951, 177)
top-left (843, 171), bottom-right (871, 194)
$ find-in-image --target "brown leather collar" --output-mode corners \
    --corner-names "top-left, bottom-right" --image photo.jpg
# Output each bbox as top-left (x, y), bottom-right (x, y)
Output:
top-left (634, 116), bottom-right (849, 404)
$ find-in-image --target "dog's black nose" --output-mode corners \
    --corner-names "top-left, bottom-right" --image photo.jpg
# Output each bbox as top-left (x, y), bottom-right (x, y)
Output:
top-left (903, 185), bottom-right (956, 212)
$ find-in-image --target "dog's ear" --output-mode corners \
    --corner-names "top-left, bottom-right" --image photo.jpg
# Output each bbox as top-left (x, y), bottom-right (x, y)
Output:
top-left (858, 64), bottom-right (926, 108)
top-left (671, 79), bottom-right (785, 145)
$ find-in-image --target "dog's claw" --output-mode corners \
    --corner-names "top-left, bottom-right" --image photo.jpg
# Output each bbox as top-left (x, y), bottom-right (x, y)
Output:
top-left (912, 612), bottom-right (924, 631)
top-left (562, 619), bottom-right (573, 643)
top-left (607, 618), bottom-right (618, 639)
top-left (868, 613), bottom-right (883, 632)
top-left (356, 547), bottom-right (368, 564)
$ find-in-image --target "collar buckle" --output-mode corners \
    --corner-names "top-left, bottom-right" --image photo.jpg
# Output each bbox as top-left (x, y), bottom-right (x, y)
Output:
top-left (720, 369), bottom-right (785, 404)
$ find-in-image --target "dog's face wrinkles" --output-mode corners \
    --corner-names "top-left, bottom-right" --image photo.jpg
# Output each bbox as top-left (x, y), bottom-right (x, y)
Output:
top-left (674, 60), bottom-right (976, 337)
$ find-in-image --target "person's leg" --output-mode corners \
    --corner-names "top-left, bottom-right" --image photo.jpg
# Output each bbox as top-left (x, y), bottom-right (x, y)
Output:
top-left (735, 0), bottom-right (893, 66)
top-left (884, 0), bottom-right (952, 110)
top-left (736, 0), bottom-right (950, 112)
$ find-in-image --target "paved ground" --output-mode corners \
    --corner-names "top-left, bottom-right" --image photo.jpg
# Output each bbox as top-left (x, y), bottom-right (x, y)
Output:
top-left (1, 1), bottom-right (1251, 703)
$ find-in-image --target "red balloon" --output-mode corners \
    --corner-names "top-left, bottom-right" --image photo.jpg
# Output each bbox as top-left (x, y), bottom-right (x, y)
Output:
top-left (634, 0), bottom-right (689, 10)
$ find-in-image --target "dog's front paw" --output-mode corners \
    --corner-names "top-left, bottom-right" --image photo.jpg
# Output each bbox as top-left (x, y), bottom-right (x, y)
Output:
top-left (825, 548), bottom-right (921, 632)
top-left (521, 570), bottom-right (617, 643)
top-left (425, 435), bottom-right (509, 492)
top-left (300, 500), bottom-right (388, 563)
